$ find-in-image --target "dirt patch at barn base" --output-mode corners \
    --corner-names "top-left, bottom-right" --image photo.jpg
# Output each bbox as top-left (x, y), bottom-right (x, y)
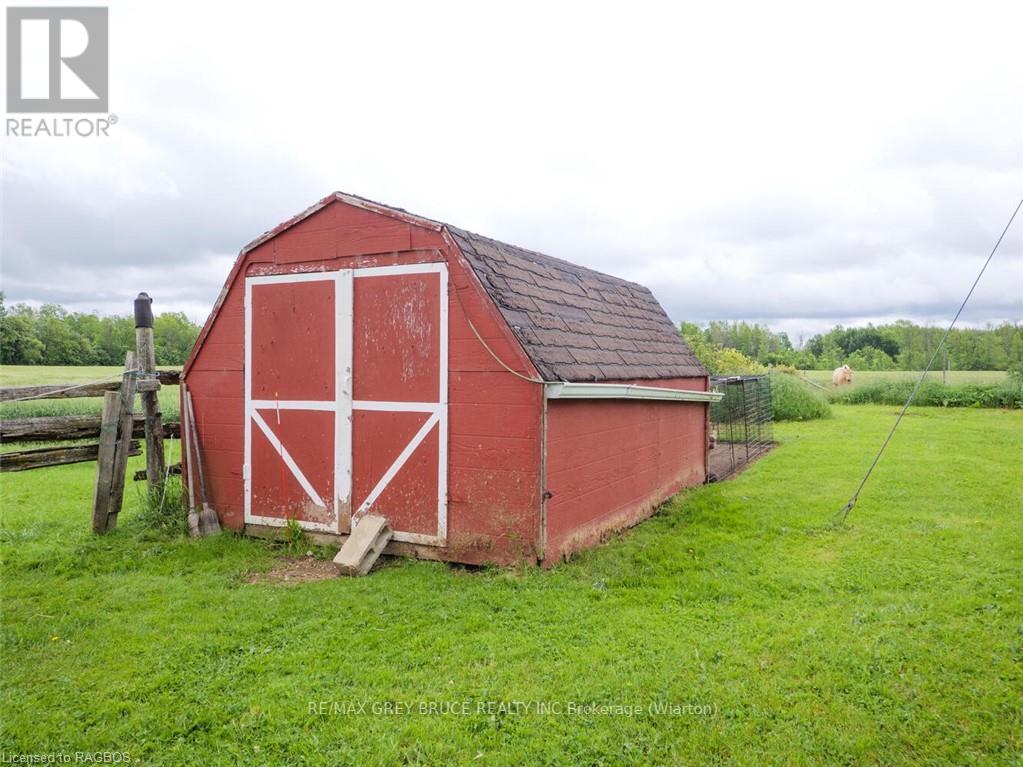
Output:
top-left (246, 556), bottom-right (338, 584)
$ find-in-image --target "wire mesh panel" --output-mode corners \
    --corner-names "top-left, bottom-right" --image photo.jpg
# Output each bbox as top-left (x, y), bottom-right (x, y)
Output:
top-left (708, 375), bottom-right (774, 481)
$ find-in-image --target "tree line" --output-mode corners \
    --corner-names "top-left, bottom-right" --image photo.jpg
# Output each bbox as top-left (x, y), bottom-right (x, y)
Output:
top-left (0, 295), bottom-right (201, 366)
top-left (681, 319), bottom-right (1023, 371)
top-left (2, 294), bottom-right (1019, 372)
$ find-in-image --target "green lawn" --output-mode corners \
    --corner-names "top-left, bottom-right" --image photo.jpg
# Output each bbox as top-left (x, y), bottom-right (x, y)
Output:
top-left (1, 406), bottom-right (1021, 765)
top-left (0, 364), bottom-right (180, 421)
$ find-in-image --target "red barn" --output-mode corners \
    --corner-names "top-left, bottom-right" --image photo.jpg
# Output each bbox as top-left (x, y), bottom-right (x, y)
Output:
top-left (183, 193), bottom-right (719, 565)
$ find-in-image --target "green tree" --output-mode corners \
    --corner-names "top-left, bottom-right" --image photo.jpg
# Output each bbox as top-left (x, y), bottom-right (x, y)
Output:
top-left (703, 320), bottom-right (791, 361)
top-left (154, 312), bottom-right (201, 365)
top-left (0, 297), bottom-right (44, 364)
top-left (0, 297), bottom-right (202, 366)
top-left (698, 319), bottom-right (1021, 372)
top-left (679, 323), bottom-right (765, 375)
top-left (846, 345), bottom-right (896, 371)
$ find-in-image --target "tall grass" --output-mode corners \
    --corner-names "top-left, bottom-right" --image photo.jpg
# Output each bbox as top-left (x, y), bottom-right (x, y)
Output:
top-left (0, 391), bottom-right (181, 421)
top-left (799, 369), bottom-right (1007, 387)
top-left (132, 474), bottom-right (186, 536)
top-left (833, 379), bottom-right (1023, 409)
top-left (770, 373), bottom-right (832, 421)
top-left (0, 366), bottom-right (181, 421)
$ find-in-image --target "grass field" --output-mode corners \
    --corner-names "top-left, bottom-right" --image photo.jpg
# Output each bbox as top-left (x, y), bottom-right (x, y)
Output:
top-left (0, 365), bottom-right (181, 421)
top-left (1, 404), bottom-right (1020, 765)
top-left (800, 369), bottom-right (1007, 388)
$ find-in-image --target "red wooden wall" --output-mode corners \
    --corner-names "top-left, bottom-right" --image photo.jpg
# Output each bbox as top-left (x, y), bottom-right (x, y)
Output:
top-left (184, 198), bottom-right (543, 565)
top-left (543, 377), bottom-right (708, 562)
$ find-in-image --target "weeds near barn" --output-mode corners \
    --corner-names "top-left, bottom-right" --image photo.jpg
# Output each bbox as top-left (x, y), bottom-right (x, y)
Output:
top-left (1, 405), bottom-right (1021, 765)
top-left (769, 372), bottom-right (832, 420)
top-left (281, 516), bottom-right (307, 557)
top-left (133, 475), bottom-right (185, 536)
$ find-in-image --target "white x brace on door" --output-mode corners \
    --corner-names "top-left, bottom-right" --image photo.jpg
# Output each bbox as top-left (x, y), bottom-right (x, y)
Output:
top-left (243, 263), bottom-right (448, 545)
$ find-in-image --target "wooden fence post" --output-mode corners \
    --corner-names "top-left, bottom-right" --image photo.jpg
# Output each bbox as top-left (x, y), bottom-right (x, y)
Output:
top-left (91, 350), bottom-right (138, 533)
top-left (106, 351), bottom-right (139, 531)
top-left (91, 391), bottom-right (121, 533)
top-left (134, 292), bottom-right (166, 497)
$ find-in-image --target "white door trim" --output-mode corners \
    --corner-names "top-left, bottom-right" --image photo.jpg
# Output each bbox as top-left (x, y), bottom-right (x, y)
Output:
top-left (354, 411), bottom-right (439, 522)
top-left (251, 409), bottom-right (326, 510)
top-left (243, 262), bottom-right (448, 545)
top-left (244, 271), bottom-right (352, 533)
top-left (335, 270), bottom-right (355, 527)
top-left (352, 262), bottom-right (448, 546)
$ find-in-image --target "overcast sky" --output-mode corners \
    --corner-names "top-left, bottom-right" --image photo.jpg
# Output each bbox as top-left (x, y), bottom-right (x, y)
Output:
top-left (2, 0), bottom-right (1021, 345)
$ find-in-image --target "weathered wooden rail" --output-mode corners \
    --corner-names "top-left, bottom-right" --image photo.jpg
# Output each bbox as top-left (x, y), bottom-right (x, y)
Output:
top-left (0, 415), bottom-right (180, 444)
top-left (133, 463), bottom-right (182, 482)
top-left (2, 441), bottom-right (142, 472)
top-left (0, 369), bottom-right (178, 402)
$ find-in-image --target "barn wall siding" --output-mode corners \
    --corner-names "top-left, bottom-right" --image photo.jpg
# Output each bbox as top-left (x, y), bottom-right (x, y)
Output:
top-left (543, 378), bottom-right (708, 563)
top-left (443, 243), bottom-right (542, 563)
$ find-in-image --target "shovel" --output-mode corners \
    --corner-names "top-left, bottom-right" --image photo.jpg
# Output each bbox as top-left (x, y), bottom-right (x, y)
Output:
top-left (186, 390), bottom-right (221, 535)
top-left (181, 383), bottom-right (201, 537)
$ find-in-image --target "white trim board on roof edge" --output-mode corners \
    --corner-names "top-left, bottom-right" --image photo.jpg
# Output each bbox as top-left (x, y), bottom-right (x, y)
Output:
top-left (544, 383), bottom-right (724, 403)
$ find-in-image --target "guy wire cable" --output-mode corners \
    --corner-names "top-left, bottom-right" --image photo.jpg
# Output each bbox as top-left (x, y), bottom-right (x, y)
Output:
top-left (833, 197), bottom-right (1022, 526)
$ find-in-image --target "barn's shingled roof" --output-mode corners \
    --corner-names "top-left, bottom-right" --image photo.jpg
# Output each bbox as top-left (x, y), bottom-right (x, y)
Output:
top-left (446, 226), bottom-right (706, 382)
top-left (186, 191), bottom-right (706, 382)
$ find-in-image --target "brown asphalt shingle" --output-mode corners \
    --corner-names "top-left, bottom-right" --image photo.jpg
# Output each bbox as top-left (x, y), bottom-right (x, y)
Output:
top-left (447, 226), bottom-right (706, 382)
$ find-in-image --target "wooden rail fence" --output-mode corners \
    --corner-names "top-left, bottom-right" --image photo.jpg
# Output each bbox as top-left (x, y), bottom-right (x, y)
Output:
top-left (0, 387), bottom-right (180, 474)
top-left (0, 292), bottom-right (181, 534)
top-left (0, 415), bottom-right (180, 444)
top-left (0, 369), bottom-right (179, 402)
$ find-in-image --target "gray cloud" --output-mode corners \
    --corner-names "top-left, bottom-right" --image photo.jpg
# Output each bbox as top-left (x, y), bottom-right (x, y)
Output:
top-left (2, 1), bottom-right (1021, 346)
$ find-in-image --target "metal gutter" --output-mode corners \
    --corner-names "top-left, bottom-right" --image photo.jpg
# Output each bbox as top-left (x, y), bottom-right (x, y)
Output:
top-left (544, 383), bottom-right (724, 402)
